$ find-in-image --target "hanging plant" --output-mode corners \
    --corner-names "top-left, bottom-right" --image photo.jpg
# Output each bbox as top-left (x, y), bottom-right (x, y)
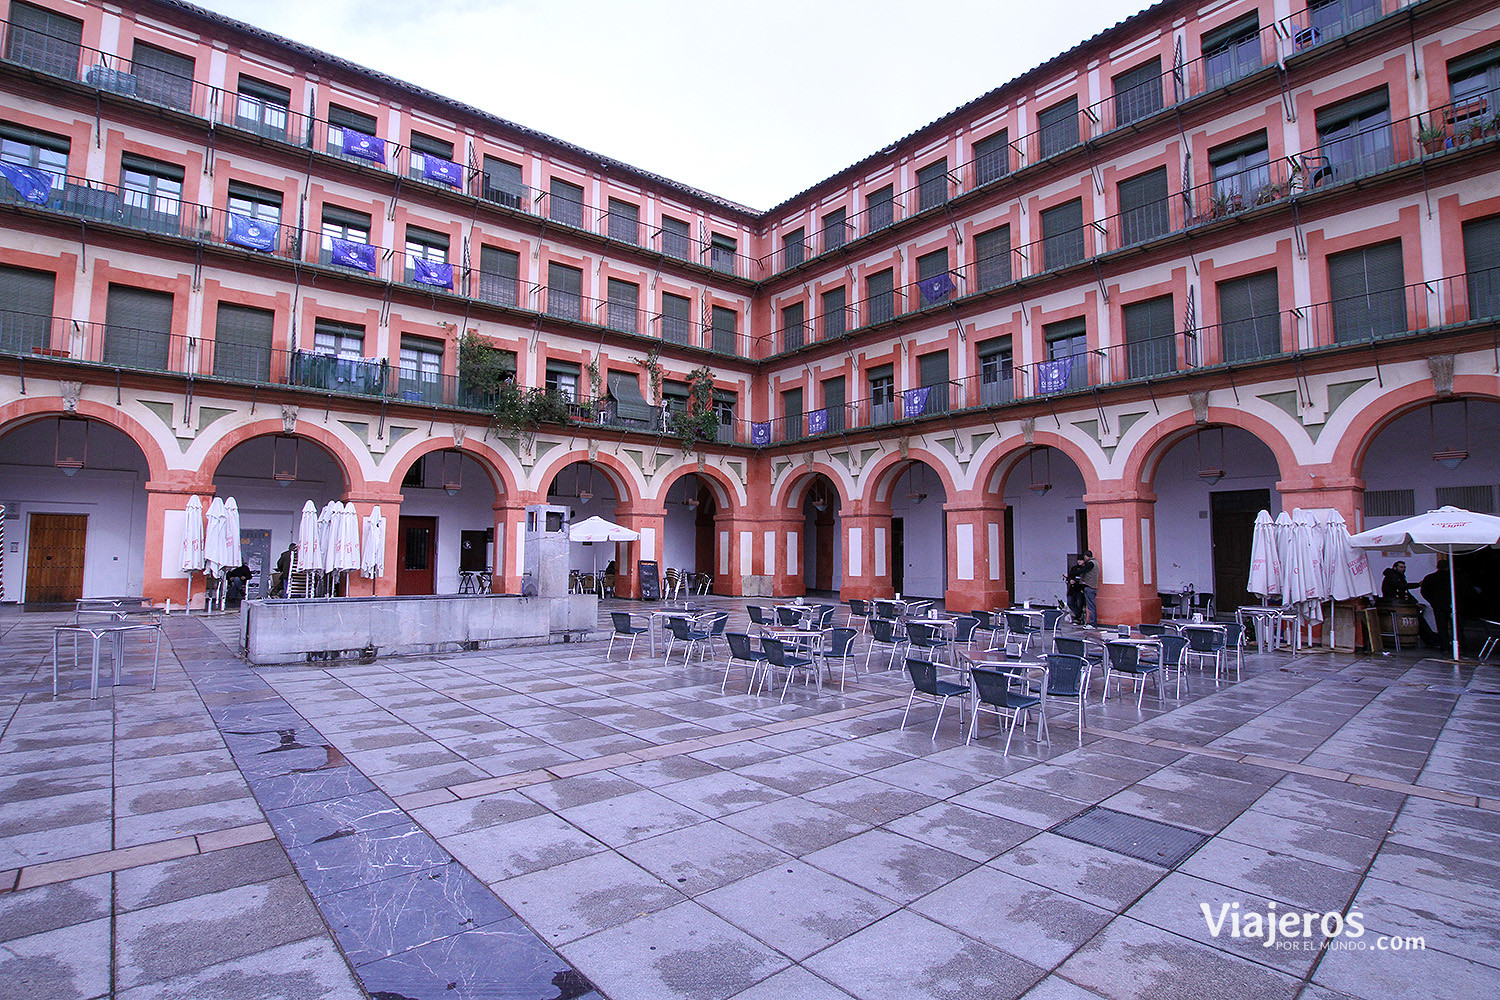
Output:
top-left (586, 358), bottom-right (602, 401)
top-left (458, 332), bottom-right (515, 408)
top-left (677, 365), bottom-right (719, 452)
top-left (632, 346), bottom-right (664, 403)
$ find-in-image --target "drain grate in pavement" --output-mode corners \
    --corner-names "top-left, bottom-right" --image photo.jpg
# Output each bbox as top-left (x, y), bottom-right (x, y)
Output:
top-left (1050, 806), bottom-right (1209, 869)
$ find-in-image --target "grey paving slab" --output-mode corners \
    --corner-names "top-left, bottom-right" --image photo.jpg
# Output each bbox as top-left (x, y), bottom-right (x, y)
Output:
top-left (619, 819), bottom-right (794, 897)
top-left (990, 831), bottom-right (1168, 913)
top-left (0, 915), bottom-right (111, 1000)
top-left (803, 828), bottom-right (980, 904)
top-left (112, 935), bottom-right (366, 1000)
top-left (448, 812), bottom-right (610, 882)
top-left (495, 850), bottom-right (686, 945)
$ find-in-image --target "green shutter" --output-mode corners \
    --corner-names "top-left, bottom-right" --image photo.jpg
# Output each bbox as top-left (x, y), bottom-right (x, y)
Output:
top-left (105, 285), bottom-right (173, 370)
top-left (1124, 295), bottom-right (1176, 378)
top-left (213, 303), bottom-right (273, 382)
top-left (0, 264), bottom-right (55, 355)
top-left (976, 226), bottom-right (1011, 290)
top-left (1329, 240), bottom-right (1406, 342)
top-left (1218, 271), bottom-right (1281, 361)
top-left (1463, 215), bottom-right (1500, 319)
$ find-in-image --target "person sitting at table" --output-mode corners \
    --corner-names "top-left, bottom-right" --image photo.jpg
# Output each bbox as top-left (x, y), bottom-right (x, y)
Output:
top-left (1382, 561), bottom-right (1414, 601)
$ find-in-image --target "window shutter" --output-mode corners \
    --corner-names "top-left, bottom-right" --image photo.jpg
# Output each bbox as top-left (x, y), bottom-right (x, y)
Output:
top-left (917, 249), bottom-right (949, 282)
top-left (867, 186), bottom-right (895, 231)
top-left (662, 293), bottom-right (691, 344)
top-left (1329, 240), bottom-right (1405, 342)
top-left (482, 157), bottom-right (524, 208)
top-left (327, 104), bottom-right (378, 133)
top-left (132, 43), bottom-right (195, 110)
top-left (822, 208), bottom-right (847, 251)
top-left (783, 388), bottom-right (803, 441)
top-left (917, 161), bottom-right (948, 211)
top-left (823, 376), bottom-right (846, 432)
top-left (1124, 295), bottom-right (1176, 378)
top-left (7, 2), bottom-right (83, 79)
top-left (711, 305), bottom-right (736, 353)
top-left (213, 303), bottom-right (273, 382)
top-left (478, 246), bottom-right (520, 306)
top-left (0, 264), bottom-right (55, 354)
top-left (919, 350), bottom-right (951, 413)
top-left (1113, 59), bottom-right (1163, 125)
top-left (973, 131), bottom-right (1009, 185)
top-left (105, 285), bottom-right (173, 370)
top-left (782, 301), bottom-right (805, 351)
top-left (607, 278), bottom-right (639, 334)
top-left (1218, 271), bottom-right (1281, 361)
top-left (821, 287), bottom-right (846, 339)
top-left (1118, 167), bottom-right (1169, 245)
top-left (1463, 215), bottom-right (1500, 319)
top-left (607, 199), bottom-right (639, 244)
top-left (662, 217), bottom-right (691, 259)
top-left (782, 228), bottom-right (805, 269)
top-left (866, 269), bottom-right (895, 324)
top-left (546, 262), bottom-right (582, 320)
top-left (975, 226), bottom-right (1011, 290)
top-left (1037, 97), bottom-right (1079, 157)
top-left (1041, 199), bottom-right (1085, 269)
top-left (549, 179), bottom-right (584, 228)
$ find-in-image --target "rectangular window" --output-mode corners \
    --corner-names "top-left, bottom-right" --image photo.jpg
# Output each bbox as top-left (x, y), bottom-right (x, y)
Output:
top-left (972, 130), bottom-right (1010, 186)
top-left (1044, 318), bottom-right (1089, 392)
top-left (477, 245), bottom-right (521, 307)
top-left (710, 233), bottom-right (737, 274)
top-left (408, 131), bottom-right (454, 181)
top-left (711, 304), bottom-right (737, 353)
top-left (236, 77), bottom-right (290, 138)
top-left (868, 363), bottom-right (895, 425)
top-left (1329, 240), bottom-right (1406, 343)
top-left (1217, 270), bottom-right (1281, 362)
top-left (1209, 132), bottom-right (1271, 206)
top-left (974, 225), bottom-right (1011, 291)
top-left (917, 160), bottom-right (948, 211)
top-left (546, 261), bottom-right (582, 321)
top-left (782, 227), bottom-right (805, 270)
top-left (977, 335), bottom-right (1014, 405)
top-left (918, 350), bottom-right (950, 415)
top-left (549, 178), bottom-right (584, 228)
top-left (917, 249), bottom-right (949, 283)
top-left (1203, 13), bottom-right (1262, 90)
top-left (607, 277), bottom-right (639, 334)
top-left (1040, 198), bottom-right (1085, 269)
top-left (131, 42), bottom-right (194, 111)
top-left (6, 1), bottom-right (83, 79)
top-left (607, 198), bottom-right (640, 244)
top-left (1037, 97), bottom-right (1080, 157)
top-left (105, 284), bottom-right (173, 370)
top-left (782, 387), bottom-right (804, 442)
top-left (821, 287), bottom-right (847, 339)
top-left (713, 390), bottom-right (736, 438)
top-left (1118, 166), bottom-right (1170, 246)
top-left (404, 226), bottom-right (448, 284)
top-left (1112, 59), bottom-right (1162, 127)
top-left (822, 207), bottom-right (847, 252)
top-left (398, 334), bottom-right (443, 403)
top-left (661, 292), bottom-right (691, 345)
top-left (823, 376), bottom-right (846, 433)
top-left (481, 156), bottom-right (524, 209)
top-left (661, 216), bottom-right (691, 260)
top-left (1307, 0), bottom-right (1383, 46)
top-left (320, 204), bottom-right (372, 264)
top-left (546, 360), bottom-right (580, 402)
top-left (327, 105), bottom-right (379, 157)
top-left (213, 303), bottom-right (273, 383)
top-left (867, 184), bottom-right (895, 232)
top-left (312, 319), bottom-right (364, 359)
top-left (0, 263), bottom-right (56, 355)
top-left (1449, 46), bottom-right (1500, 120)
top-left (1463, 214), bottom-right (1500, 320)
top-left (1123, 295), bottom-right (1176, 379)
top-left (866, 268), bottom-right (895, 325)
top-left (781, 301), bottom-right (805, 352)
top-left (0, 122), bottom-right (68, 196)
top-left (119, 154), bottom-right (183, 234)
top-left (1316, 88), bottom-right (1393, 183)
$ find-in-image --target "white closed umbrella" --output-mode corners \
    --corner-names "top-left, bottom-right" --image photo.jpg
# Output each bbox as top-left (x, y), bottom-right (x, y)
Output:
top-left (318, 501), bottom-right (339, 573)
top-left (295, 500), bottom-right (322, 572)
top-left (1348, 506), bottom-right (1500, 661)
top-left (223, 496), bottom-right (242, 569)
top-left (336, 503), bottom-right (361, 572)
top-left (1325, 511), bottom-right (1375, 602)
top-left (362, 505), bottom-right (386, 579)
top-left (1293, 510), bottom-right (1326, 625)
top-left (1246, 510), bottom-right (1280, 599)
top-left (203, 497), bottom-right (231, 579)
top-left (181, 495), bottom-right (204, 611)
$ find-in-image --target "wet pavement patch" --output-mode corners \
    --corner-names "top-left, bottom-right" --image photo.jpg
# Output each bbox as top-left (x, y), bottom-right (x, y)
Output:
top-left (1050, 805), bottom-right (1209, 869)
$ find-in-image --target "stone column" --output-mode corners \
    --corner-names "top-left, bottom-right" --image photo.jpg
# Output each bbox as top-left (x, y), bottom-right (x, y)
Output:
top-left (1083, 485), bottom-right (1159, 626)
top-left (1275, 475), bottom-right (1367, 529)
top-left (838, 499), bottom-right (894, 602)
top-left (765, 515), bottom-right (805, 598)
top-left (943, 493), bottom-right (1009, 611)
top-left (342, 489), bottom-right (402, 597)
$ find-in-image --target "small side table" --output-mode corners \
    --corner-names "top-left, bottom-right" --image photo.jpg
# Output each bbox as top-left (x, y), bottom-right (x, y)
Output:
top-left (52, 621), bottom-right (162, 698)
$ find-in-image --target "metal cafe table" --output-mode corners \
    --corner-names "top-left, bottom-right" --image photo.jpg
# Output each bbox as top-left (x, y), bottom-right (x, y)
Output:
top-left (52, 617), bottom-right (162, 698)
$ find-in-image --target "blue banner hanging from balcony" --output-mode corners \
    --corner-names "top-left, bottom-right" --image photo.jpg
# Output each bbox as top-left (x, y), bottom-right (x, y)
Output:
top-left (412, 258), bottom-right (453, 289)
top-left (422, 156), bottom-right (463, 188)
top-left (0, 164), bottom-right (53, 205)
top-left (330, 238), bottom-right (377, 274)
top-left (751, 422), bottom-right (771, 445)
top-left (902, 386), bottom-right (931, 418)
top-left (340, 127), bottom-right (386, 164)
top-left (1035, 358), bottom-right (1071, 394)
top-left (807, 408), bottom-right (827, 435)
top-left (918, 272), bottom-right (957, 303)
top-left (225, 213), bottom-right (278, 252)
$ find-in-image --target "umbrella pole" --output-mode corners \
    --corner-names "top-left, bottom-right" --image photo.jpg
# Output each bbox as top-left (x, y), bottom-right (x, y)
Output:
top-left (1449, 546), bottom-right (1460, 662)
top-left (185, 572), bottom-right (192, 615)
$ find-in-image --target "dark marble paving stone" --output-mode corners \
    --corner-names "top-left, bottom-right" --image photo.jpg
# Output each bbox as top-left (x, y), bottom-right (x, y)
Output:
top-left (316, 862), bottom-right (515, 966)
top-left (288, 822), bottom-right (453, 896)
top-left (264, 788), bottom-right (408, 850)
top-left (357, 922), bottom-right (600, 1000)
top-left (247, 762), bottom-right (379, 811)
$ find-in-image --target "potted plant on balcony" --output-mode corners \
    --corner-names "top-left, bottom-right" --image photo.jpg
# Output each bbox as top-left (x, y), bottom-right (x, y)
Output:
top-left (1416, 118), bottom-right (1449, 154)
top-left (676, 365), bottom-right (720, 453)
top-left (458, 331), bottom-right (514, 408)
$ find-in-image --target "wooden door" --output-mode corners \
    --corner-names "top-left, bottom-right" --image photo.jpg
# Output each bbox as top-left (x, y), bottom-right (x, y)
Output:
top-left (1211, 489), bottom-right (1270, 614)
top-left (395, 516), bottom-right (437, 595)
top-left (26, 513), bottom-right (87, 603)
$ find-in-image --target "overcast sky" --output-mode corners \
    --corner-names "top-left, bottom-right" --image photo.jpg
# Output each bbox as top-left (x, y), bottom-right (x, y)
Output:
top-left (192, 0), bottom-right (1143, 211)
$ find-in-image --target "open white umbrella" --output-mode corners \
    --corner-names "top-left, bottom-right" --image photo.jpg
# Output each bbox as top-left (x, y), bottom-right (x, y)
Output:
top-left (1247, 509), bottom-right (1280, 599)
top-left (1348, 506), bottom-right (1500, 661)
top-left (568, 515), bottom-right (640, 543)
top-left (181, 495), bottom-right (204, 611)
top-left (295, 500), bottom-right (322, 573)
top-left (361, 505), bottom-right (386, 579)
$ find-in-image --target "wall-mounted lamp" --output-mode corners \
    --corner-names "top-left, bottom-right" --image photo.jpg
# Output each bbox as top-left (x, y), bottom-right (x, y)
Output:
top-left (1431, 399), bottom-right (1469, 468)
top-left (1027, 447), bottom-right (1051, 495)
top-left (441, 449), bottom-right (462, 496)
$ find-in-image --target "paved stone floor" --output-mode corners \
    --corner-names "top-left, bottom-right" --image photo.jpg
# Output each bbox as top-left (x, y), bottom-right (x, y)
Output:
top-left (2, 598), bottom-right (1498, 1000)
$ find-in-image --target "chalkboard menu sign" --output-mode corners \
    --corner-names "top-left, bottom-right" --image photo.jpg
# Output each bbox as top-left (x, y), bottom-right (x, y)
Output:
top-left (638, 560), bottom-right (660, 601)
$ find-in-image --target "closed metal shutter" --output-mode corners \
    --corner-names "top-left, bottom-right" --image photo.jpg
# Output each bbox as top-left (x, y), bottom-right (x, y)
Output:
top-left (546, 262), bottom-right (582, 320)
top-left (711, 305), bottom-right (736, 354)
top-left (104, 285), bottom-right (172, 371)
top-left (1329, 240), bottom-right (1405, 342)
top-left (478, 245), bottom-right (520, 306)
top-left (131, 42), bottom-right (194, 110)
top-left (1118, 167), bottom-right (1169, 246)
top-left (6, 1), bottom-right (82, 79)
top-left (972, 131), bottom-right (1009, 186)
top-left (1218, 271), bottom-right (1281, 362)
top-left (1113, 59), bottom-right (1162, 125)
top-left (0, 264), bottom-right (55, 355)
top-left (213, 303), bottom-right (273, 382)
top-left (1041, 199), bottom-right (1085, 269)
top-left (975, 226), bottom-right (1011, 291)
top-left (1463, 215), bottom-right (1500, 320)
top-left (783, 387), bottom-right (803, 441)
top-left (608, 199), bottom-right (639, 244)
top-left (919, 350), bottom-right (950, 414)
top-left (549, 178), bottom-right (584, 228)
top-left (1124, 295), bottom-right (1176, 378)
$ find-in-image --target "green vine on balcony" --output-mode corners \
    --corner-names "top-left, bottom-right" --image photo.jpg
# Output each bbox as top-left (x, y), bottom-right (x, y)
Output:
top-left (676, 365), bottom-right (719, 453)
top-left (459, 331), bottom-right (570, 439)
top-left (633, 346), bottom-right (664, 404)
